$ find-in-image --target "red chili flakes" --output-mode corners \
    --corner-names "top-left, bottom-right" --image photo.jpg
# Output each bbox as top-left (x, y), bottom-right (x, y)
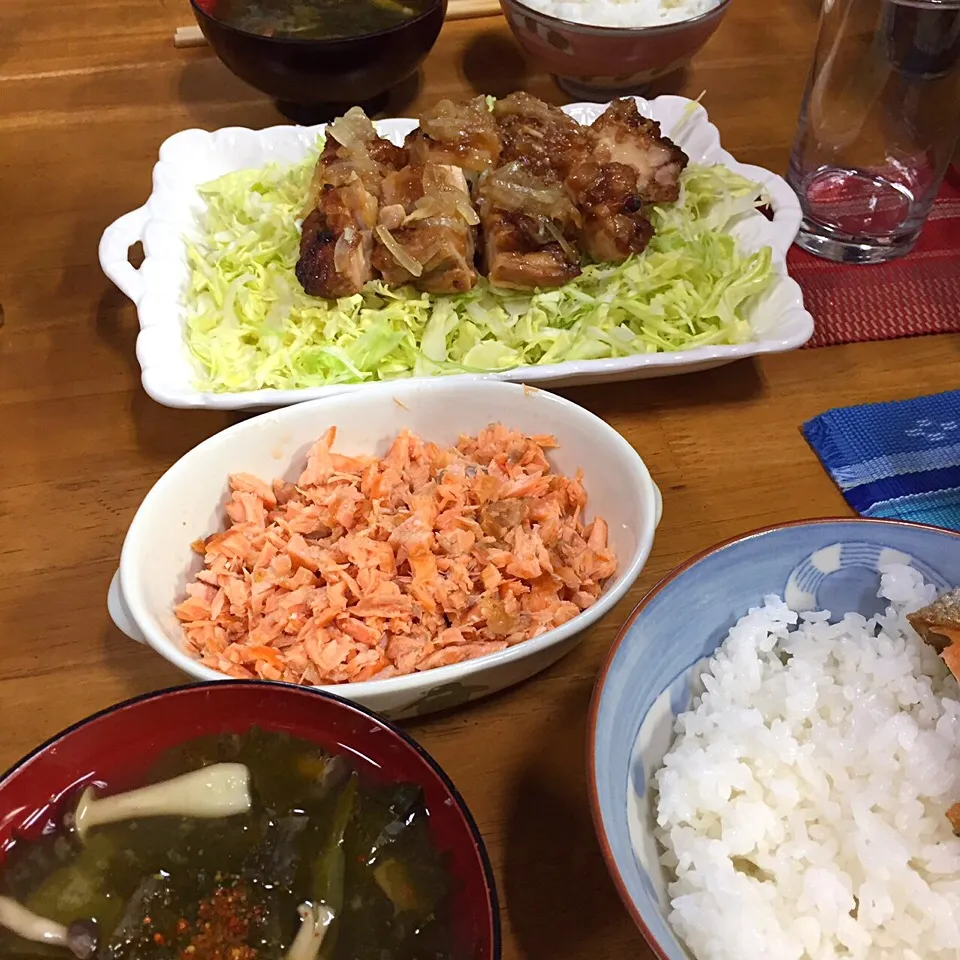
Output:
top-left (175, 881), bottom-right (262, 960)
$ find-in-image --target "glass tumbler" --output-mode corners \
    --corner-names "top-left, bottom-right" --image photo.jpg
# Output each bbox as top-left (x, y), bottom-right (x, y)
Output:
top-left (788, 0), bottom-right (960, 263)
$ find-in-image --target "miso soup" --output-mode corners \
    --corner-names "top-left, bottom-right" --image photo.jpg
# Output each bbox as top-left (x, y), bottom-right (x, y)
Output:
top-left (210, 0), bottom-right (436, 39)
top-left (0, 728), bottom-right (454, 960)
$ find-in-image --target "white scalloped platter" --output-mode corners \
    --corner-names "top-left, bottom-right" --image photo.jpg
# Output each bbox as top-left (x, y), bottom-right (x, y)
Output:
top-left (99, 96), bottom-right (813, 411)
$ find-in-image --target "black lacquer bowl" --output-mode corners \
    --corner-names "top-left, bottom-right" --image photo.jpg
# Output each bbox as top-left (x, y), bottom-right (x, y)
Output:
top-left (190, 0), bottom-right (447, 120)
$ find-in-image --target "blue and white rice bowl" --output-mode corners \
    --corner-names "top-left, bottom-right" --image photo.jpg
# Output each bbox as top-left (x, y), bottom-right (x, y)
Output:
top-left (588, 518), bottom-right (960, 960)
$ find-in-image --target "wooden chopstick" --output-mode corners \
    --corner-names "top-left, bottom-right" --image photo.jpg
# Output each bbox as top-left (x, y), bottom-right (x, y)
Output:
top-left (174, 26), bottom-right (208, 47)
top-left (445, 0), bottom-right (503, 18)
top-left (175, 0), bottom-right (502, 48)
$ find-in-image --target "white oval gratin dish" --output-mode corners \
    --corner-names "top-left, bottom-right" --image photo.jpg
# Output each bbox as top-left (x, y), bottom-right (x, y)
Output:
top-left (107, 379), bottom-right (662, 719)
top-left (99, 95), bottom-right (812, 411)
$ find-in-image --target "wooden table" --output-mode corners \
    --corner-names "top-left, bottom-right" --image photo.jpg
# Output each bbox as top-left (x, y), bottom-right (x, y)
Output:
top-left (3, 1), bottom-right (960, 956)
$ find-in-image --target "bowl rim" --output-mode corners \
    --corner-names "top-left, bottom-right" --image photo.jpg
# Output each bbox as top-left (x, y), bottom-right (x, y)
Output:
top-left (500, 0), bottom-right (730, 38)
top-left (0, 679), bottom-right (502, 960)
top-left (190, 0), bottom-right (446, 47)
top-left (118, 378), bottom-right (659, 699)
top-left (584, 515), bottom-right (960, 960)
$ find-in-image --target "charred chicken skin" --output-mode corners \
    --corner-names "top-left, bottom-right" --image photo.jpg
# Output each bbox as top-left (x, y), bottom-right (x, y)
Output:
top-left (297, 181), bottom-right (379, 300)
top-left (296, 107), bottom-right (407, 299)
top-left (565, 160), bottom-right (653, 262)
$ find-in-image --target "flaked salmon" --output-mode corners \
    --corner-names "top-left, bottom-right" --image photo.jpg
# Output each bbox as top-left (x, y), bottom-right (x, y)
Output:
top-left (174, 424), bottom-right (616, 685)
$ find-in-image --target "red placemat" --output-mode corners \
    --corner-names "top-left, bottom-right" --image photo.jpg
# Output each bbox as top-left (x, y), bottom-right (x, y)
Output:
top-left (787, 166), bottom-right (960, 348)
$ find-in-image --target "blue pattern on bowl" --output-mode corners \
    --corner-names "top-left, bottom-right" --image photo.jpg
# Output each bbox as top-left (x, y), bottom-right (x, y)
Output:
top-left (590, 519), bottom-right (960, 960)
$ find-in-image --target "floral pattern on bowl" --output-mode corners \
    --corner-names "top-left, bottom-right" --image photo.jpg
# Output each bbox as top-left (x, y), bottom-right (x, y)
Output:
top-left (498, 0), bottom-right (730, 98)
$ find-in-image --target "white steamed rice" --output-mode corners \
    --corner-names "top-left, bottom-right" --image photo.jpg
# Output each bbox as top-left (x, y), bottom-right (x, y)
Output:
top-left (655, 565), bottom-right (960, 960)
top-left (520, 0), bottom-right (720, 28)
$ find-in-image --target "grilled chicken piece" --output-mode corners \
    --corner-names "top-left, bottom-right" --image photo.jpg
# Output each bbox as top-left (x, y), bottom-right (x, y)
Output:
top-left (493, 92), bottom-right (592, 181)
top-left (372, 163), bottom-right (479, 294)
top-left (304, 107), bottom-right (407, 209)
top-left (590, 98), bottom-right (688, 204)
top-left (380, 164), bottom-right (429, 214)
top-left (373, 221), bottom-right (476, 294)
top-left (296, 179), bottom-right (378, 299)
top-left (565, 160), bottom-right (653, 262)
top-left (475, 162), bottom-right (581, 290)
top-left (297, 109), bottom-right (406, 299)
top-left (480, 214), bottom-right (581, 289)
top-left (405, 97), bottom-right (502, 176)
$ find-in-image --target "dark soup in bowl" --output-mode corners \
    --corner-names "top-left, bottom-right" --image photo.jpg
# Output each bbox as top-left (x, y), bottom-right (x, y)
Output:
top-left (0, 727), bottom-right (455, 959)
top-left (205, 0), bottom-right (437, 38)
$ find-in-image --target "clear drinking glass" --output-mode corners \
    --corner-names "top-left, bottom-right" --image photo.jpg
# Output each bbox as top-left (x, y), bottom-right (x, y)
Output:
top-left (788, 0), bottom-right (960, 263)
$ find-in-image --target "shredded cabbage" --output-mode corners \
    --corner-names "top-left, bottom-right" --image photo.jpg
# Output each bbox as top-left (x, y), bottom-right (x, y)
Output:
top-left (184, 147), bottom-right (775, 392)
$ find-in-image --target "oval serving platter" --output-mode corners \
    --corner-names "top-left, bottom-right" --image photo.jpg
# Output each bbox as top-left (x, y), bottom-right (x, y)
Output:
top-left (99, 95), bottom-right (813, 411)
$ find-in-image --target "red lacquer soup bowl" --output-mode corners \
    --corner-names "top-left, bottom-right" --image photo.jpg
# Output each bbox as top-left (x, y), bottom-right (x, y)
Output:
top-left (0, 681), bottom-right (500, 960)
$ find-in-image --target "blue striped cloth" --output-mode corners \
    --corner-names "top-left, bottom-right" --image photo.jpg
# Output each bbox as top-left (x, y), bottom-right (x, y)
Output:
top-left (803, 391), bottom-right (960, 531)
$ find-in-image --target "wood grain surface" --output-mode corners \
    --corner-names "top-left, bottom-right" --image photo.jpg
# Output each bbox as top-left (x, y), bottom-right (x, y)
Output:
top-left (2, 2), bottom-right (959, 958)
